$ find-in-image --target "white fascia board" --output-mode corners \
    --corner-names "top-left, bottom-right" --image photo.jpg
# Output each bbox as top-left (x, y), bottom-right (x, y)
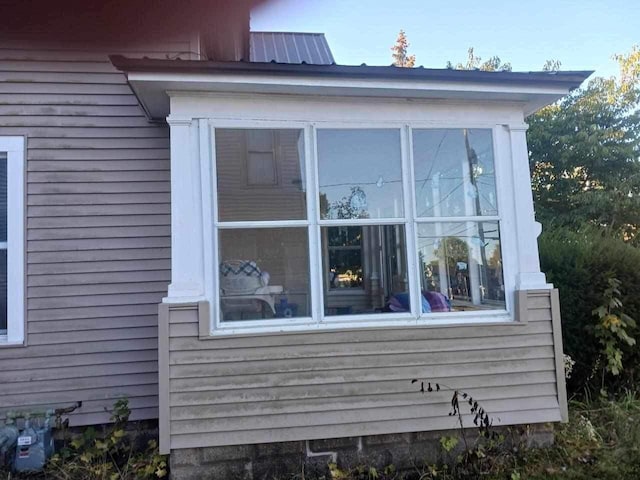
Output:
top-left (126, 71), bottom-right (571, 121)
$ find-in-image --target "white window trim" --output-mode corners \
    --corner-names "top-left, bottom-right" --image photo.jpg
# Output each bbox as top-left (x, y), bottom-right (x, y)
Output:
top-left (163, 96), bottom-right (552, 336)
top-left (0, 136), bottom-right (25, 345)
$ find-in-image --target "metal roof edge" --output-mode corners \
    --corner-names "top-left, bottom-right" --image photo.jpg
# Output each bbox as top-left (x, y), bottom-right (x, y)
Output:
top-left (110, 55), bottom-right (593, 89)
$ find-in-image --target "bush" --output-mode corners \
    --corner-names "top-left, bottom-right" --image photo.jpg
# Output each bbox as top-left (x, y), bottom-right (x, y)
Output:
top-left (539, 226), bottom-right (640, 395)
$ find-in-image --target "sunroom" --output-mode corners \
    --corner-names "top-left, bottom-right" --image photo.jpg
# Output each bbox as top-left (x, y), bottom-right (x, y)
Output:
top-left (112, 55), bottom-right (589, 455)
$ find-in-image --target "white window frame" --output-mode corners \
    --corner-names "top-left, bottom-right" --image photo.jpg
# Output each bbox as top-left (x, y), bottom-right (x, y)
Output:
top-left (163, 94), bottom-right (552, 336)
top-left (0, 136), bottom-right (25, 345)
top-left (202, 122), bottom-right (512, 335)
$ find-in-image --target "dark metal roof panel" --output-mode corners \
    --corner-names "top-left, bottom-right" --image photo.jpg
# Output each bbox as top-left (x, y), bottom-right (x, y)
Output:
top-left (250, 32), bottom-right (335, 65)
top-left (110, 55), bottom-right (592, 90)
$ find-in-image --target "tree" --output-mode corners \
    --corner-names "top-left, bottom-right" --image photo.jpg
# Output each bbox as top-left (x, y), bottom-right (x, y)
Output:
top-left (528, 46), bottom-right (640, 240)
top-left (446, 47), bottom-right (512, 72)
top-left (391, 29), bottom-right (416, 67)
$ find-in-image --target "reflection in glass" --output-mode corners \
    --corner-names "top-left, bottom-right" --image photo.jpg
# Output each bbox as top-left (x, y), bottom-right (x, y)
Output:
top-left (322, 225), bottom-right (409, 316)
top-left (417, 222), bottom-right (505, 311)
top-left (317, 129), bottom-right (403, 219)
top-left (218, 228), bottom-right (310, 321)
top-left (326, 226), bottom-right (363, 289)
top-left (215, 129), bottom-right (307, 221)
top-left (0, 153), bottom-right (6, 242)
top-left (413, 129), bottom-right (497, 218)
top-left (0, 250), bottom-right (6, 334)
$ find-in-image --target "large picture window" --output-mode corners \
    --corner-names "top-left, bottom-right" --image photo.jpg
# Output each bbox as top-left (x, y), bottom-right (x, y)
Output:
top-left (210, 126), bottom-right (506, 330)
top-left (0, 137), bottom-right (25, 344)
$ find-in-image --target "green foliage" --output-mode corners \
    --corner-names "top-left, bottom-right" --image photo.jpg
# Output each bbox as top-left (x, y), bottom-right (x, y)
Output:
top-left (390, 30), bottom-right (415, 68)
top-left (592, 278), bottom-right (636, 376)
top-left (445, 47), bottom-right (512, 71)
top-left (529, 46), bottom-right (640, 240)
top-left (539, 227), bottom-right (640, 394)
top-left (44, 399), bottom-right (167, 480)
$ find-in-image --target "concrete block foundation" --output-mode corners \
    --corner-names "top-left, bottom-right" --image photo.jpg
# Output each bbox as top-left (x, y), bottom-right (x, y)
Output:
top-left (169, 425), bottom-right (554, 479)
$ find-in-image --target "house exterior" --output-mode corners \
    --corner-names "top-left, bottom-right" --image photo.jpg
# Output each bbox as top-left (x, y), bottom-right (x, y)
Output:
top-left (0, 1), bottom-right (592, 477)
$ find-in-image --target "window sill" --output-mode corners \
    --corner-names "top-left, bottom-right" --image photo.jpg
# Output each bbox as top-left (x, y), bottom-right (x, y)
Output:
top-left (0, 339), bottom-right (25, 348)
top-left (202, 310), bottom-right (518, 338)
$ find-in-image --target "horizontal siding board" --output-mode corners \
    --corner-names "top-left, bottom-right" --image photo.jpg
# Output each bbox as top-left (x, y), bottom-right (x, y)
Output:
top-left (1, 349), bottom-right (157, 371)
top-left (168, 321), bottom-right (550, 351)
top-left (29, 138), bottom-right (169, 150)
top-left (0, 71), bottom-right (127, 84)
top-left (27, 326), bottom-right (158, 345)
top-left (28, 193), bottom-right (171, 205)
top-left (0, 384), bottom-right (157, 408)
top-left (28, 281), bottom-right (167, 298)
top-left (170, 409), bottom-right (562, 449)
top-left (28, 203), bottom-right (170, 217)
top-left (170, 384), bottom-right (559, 421)
top-left (28, 304), bottom-right (161, 322)
top-left (0, 372), bottom-right (158, 396)
top-left (29, 171), bottom-right (170, 183)
top-left (0, 83), bottom-right (134, 95)
top-left (0, 361), bottom-right (158, 384)
top-left (169, 346), bottom-right (555, 379)
top-left (4, 126), bottom-right (167, 138)
top-left (28, 224), bottom-right (170, 240)
top-left (0, 104), bottom-right (144, 117)
top-left (28, 159), bottom-right (169, 172)
top-left (28, 281), bottom-right (169, 298)
top-left (171, 370), bottom-right (558, 407)
top-left (0, 115), bottom-right (154, 127)
top-left (28, 271), bottom-right (170, 287)
top-left (70, 407), bottom-right (159, 427)
top-left (28, 292), bottom-right (166, 310)
top-left (0, 60), bottom-right (130, 73)
top-left (0, 93), bottom-right (140, 106)
top-left (28, 315), bottom-right (160, 332)
top-left (28, 215), bottom-right (170, 229)
top-left (169, 333), bottom-right (555, 365)
top-left (28, 259), bottom-right (170, 275)
top-left (28, 181), bottom-right (169, 195)
top-left (0, 338), bottom-right (158, 361)
top-left (170, 396), bottom-right (561, 435)
top-left (170, 358), bottom-right (557, 393)
top-left (28, 148), bottom-right (169, 160)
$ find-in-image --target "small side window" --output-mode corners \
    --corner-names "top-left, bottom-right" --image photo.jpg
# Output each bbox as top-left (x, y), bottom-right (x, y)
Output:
top-left (0, 136), bottom-right (25, 344)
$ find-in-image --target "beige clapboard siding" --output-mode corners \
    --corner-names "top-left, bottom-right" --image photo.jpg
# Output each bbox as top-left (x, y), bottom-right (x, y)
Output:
top-left (162, 290), bottom-right (565, 451)
top-left (0, 38), bottom-right (191, 425)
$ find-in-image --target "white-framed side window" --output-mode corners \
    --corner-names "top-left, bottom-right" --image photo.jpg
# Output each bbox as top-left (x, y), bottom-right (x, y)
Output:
top-left (204, 122), bottom-right (511, 333)
top-left (0, 136), bottom-right (25, 344)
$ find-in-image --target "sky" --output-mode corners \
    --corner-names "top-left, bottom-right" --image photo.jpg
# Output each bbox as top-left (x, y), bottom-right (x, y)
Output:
top-left (251, 0), bottom-right (640, 79)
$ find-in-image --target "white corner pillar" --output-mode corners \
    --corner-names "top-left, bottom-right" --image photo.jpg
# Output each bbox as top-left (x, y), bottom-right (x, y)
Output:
top-left (164, 115), bottom-right (206, 303)
top-left (508, 123), bottom-right (553, 290)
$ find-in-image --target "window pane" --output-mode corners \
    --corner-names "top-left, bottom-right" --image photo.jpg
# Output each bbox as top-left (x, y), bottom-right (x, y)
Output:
top-left (216, 129), bottom-right (307, 221)
top-left (323, 225), bottom-right (409, 316)
top-left (417, 221), bottom-right (505, 311)
top-left (413, 129), bottom-right (498, 217)
top-left (0, 153), bottom-right (6, 242)
top-left (318, 129), bottom-right (404, 219)
top-left (219, 228), bottom-right (310, 321)
top-left (0, 250), bottom-right (6, 334)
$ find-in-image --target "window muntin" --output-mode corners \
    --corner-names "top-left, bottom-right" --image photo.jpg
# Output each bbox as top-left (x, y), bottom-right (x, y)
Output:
top-left (317, 129), bottom-right (404, 220)
top-left (216, 128), bottom-right (307, 222)
top-left (412, 129), bottom-right (498, 218)
top-left (417, 221), bottom-right (505, 311)
top-left (210, 125), bottom-right (508, 330)
top-left (325, 226), bottom-right (364, 290)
